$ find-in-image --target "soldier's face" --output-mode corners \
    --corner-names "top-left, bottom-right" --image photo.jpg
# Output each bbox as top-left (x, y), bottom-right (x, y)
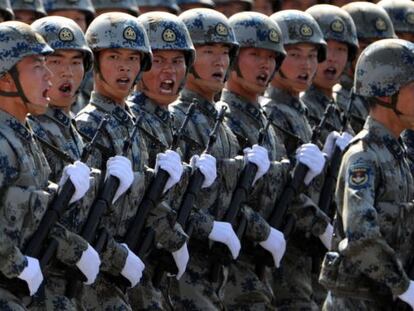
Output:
top-left (46, 50), bottom-right (85, 111)
top-left (273, 43), bottom-right (318, 95)
top-left (49, 10), bottom-right (87, 32)
top-left (230, 47), bottom-right (277, 97)
top-left (14, 10), bottom-right (38, 24)
top-left (314, 40), bottom-right (348, 90)
top-left (187, 43), bottom-right (230, 95)
top-left (252, 0), bottom-right (274, 16)
top-left (141, 50), bottom-right (186, 106)
top-left (395, 81), bottom-right (414, 129)
top-left (95, 48), bottom-right (141, 103)
top-left (16, 55), bottom-right (52, 115)
top-left (215, 2), bottom-right (247, 17)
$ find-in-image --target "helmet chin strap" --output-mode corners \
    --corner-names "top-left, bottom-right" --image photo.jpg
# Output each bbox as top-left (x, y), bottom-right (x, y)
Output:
top-left (375, 92), bottom-right (414, 129)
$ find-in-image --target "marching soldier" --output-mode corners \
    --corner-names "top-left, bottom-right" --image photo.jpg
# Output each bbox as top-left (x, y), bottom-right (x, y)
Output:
top-left (378, 0), bottom-right (414, 43)
top-left (320, 38), bottom-right (414, 311)
top-left (11, 0), bottom-right (46, 24)
top-left (0, 21), bottom-right (99, 310)
top-left (216, 11), bottom-right (289, 310)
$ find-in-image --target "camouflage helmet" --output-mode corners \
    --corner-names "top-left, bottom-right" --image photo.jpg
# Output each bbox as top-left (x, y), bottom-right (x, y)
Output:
top-left (270, 10), bottom-right (327, 62)
top-left (342, 2), bottom-right (396, 40)
top-left (306, 4), bottom-right (359, 62)
top-left (93, 0), bottom-right (138, 16)
top-left (177, 0), bottom-right (215, 9)
top-left (378, 0), bottom-right (414, 35)
top-left (32, 16), bottom-right (93, 72)
top-left (179, 8), bottom-right (239, 62)
top-left (137, 12), bottom-right (195, 69)
top-left (137, 0), bottom-right (180, 14)
top-left (229, 12), bottom-right (285, 72)
top-left (11, 0), bottom-right (46, 19)
top-left (0, 0), bottom-right (14, 21)
top-left (44, 0), bottom-right (95, 25)
top-left (0, 21), bottom-right (53, 76)
top-left (354, 38), bottom-right (414, 98)
top-left (86, 12), bottom-right (152, 74)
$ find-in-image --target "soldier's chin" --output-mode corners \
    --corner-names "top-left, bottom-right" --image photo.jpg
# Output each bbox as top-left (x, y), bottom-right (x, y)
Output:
top-left (28, 101), bottom-right (49, 116)
top-left (399, 115), bottom-right (414, 131)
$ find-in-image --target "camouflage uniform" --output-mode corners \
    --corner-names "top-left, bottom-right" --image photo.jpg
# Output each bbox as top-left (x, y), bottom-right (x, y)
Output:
top-left (76, 13), bottom-right (187, 310)
top-left (0, 22), bottom-right (89, 310)
top-left (215, 12), bottom-right (289, 310)
top-left (260, 11), bottom-right (332, 310)
top-left (320, 39), bottom-right (414, 310)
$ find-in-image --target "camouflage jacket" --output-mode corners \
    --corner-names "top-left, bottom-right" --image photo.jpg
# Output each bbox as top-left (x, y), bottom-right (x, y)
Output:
top-left (169, 89), bottom-right (247, 241)
top-left (76, 92), bottom-right (186, 261)
top-left (301, 84), bottom-right (349, 143)
top-left (401, 129), bottom-right (414, 174)
top-left (332, 116), bottom-right (414, 296)
top-left (216, 89), bottom-right (290, 241)
top-left (0, 109), bottom-right (87, 281)
top-left (261, 87), bottom-right (330, 238)
top-left (333, 75), bottom-right (369, 134)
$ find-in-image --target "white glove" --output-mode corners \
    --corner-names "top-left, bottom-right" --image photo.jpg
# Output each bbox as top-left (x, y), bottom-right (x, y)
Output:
top-left (76, 243), bottom-right (101, 285)
top-left (399, 280), bottom-right (414, 309)
top-left (190, 153), bottom-right (217, 188)
top-left (243, 144), bottom-right (270, 184)
top-left (172, 242), bottom-right (189, 280)
top-left (155, 150), bottom-right (183, 193)
top-left (120, 243), bottom-right (145, 288)
top-left (319, 224), bottom-right (334, 250)
top-left (17, 256), bottom-right (44, 296)
top-left (296, 143), bottom-right (326, 185)
top-left (322, 131), bottom-right (341, 159)
top-left (335, 132), bottom-right (353, 151)
top-left (259, 227), bottom-right (286, 268)
top-left (208, 221), bottom-right (241, 260)
top-left (59, 160), bottom-right (91, 204)
top-left (106, 155), bottom-right (134, 204)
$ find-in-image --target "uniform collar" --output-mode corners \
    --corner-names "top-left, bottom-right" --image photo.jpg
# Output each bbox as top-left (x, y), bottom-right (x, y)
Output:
top-left (46, 107), bottom-right (71, 128)
top-left (130, 93), bottom-right (171, 125)
top-left (0, 109), bottom-right (32, 142)
top-left (265, 87), bottom-right (307, 114)
top-left (90, 91), bottom-right (134, 124)
top-left (180, 88), bottom-right (217, 119)
top-left (220, 88), bottom-right (262, 122)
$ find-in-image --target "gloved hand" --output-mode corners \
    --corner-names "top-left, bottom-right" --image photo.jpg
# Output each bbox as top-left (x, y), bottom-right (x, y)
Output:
top-left (319, 223), bottom-right (334, 250)
top-left (155, 150), bottom-right (183, 193)
top-left (399, 280), bottom-right (414, 309)
top-left (322, 131), bottom-right (341, 159)
top-left (296, 143), bottom-right (326, 185)
top-left (59, 160), bottom-right (91, 204)
top-left (17, 256), bottom-right (43, 296)
top-left (106, 155), bottom-right (134, 204)
top-left (76, 243), bottom-right (101, 285)
top-left (120, 243), bottom-right (145, 288)
top-left (208, 221), bottom-right (241, 260)
top-left (259, 227), bottom-right (286, 268)
top-left (244, 144), bottom-right (270, 185)
top-left (335, 132), bottom-right (353, 151)
top-left (190, 153), bottom-right (217, 188)
top-left (172, 242), bottom-right (189, 280)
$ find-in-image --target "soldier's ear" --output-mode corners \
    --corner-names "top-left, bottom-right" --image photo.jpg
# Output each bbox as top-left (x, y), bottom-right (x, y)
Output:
top-left (0, 72), bottom-right (16, 92)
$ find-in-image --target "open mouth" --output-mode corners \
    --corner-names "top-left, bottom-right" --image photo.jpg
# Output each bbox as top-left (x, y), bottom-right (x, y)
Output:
top-left (256, 73), bottom-right (269, 86)
top-left (42, 88), bottom-right (50, 101)
top-left (59, 82), bottom-right (72, 95)
top-left (323, 67), bottom-right (337, 80)
top-left (297, 73), bottom-right (309, 82)
top-left (160, 79), bottom-right (175, 94)
top-left (116, 77), bottom-right (131, 85)
top-left (212, 72), bottom-right (224, 81)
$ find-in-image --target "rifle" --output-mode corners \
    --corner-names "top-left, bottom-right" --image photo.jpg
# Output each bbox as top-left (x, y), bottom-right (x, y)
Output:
top-left (65, 115), bottom-right (141, 298)
top-left (150, 105), bottom-right (228, 286)
top-left (255, 104), bottom-right (335, 280)
top-left (208, 119), bottom-right (271, 282)
top-left (318, 93), bottom-right (354, 219)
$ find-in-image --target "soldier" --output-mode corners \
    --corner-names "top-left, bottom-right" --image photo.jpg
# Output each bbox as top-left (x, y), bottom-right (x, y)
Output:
top-left (261, 10), bottom-right (334, 310)
top-left (76, 12), bottom-right (189, 310)
top-left (214, 0), bottom-right (251, 17)
top-left (320, 38), bottom-right (414, 311)
top-left (216, 12), bottom-right (290, 310)
top-left (0, 21), bottom-right (100, 310)
top-left (378, 0), bottom-right (414, 43)
top-left (137, 0), bottom-right (180, 14)
top-left (0, 0), bottom-right (14, 21)
top-left (92, 0), bottom-right (138, 16)
top-left (170, 8), bottom-right (274, 310)
top-left (11, 0), bottom-right (46, 24)
top-left (177, 0), bottom-right (215, 11)
top-left (336, 2), bottom-right (396, 133)
top-left (252, 0), bottom-right (275, 16)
